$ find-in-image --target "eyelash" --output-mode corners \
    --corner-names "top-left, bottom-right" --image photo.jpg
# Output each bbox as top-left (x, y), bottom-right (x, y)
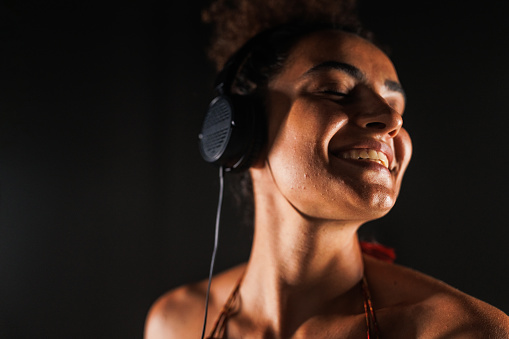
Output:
top-left (319, 89), bottom-right (348, 97)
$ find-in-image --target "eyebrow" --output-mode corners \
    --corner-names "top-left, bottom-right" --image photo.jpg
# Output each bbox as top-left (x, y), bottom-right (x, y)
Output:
top-left (385, 80), bottom-right (406, 100)
top-left (302, 60), bottom-right (406, 100)
top-left (303, 61), bottom-right (366, 81)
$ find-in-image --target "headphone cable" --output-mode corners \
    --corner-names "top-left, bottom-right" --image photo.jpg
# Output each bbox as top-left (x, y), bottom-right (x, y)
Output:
top-left (200, 166), bottom-right (225, 339)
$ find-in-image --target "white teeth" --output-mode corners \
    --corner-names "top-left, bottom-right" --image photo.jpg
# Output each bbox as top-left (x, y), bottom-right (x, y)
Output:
top-left (368, 149), bottom-right (378, 159)
top-left (339, 149), bottom-right (389, 168)
top-left (378, 152), bottom-right (389, 168)
top-left (359, 150), bottom-right (369, 159)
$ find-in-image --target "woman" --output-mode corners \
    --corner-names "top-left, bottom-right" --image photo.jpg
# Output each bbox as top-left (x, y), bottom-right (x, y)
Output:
top-left (145, 0), bottom-right (509, 337)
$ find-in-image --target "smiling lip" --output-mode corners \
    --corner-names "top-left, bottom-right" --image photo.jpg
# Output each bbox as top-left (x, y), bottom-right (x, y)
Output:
top-left (330, 141), bottom-right (394, 169)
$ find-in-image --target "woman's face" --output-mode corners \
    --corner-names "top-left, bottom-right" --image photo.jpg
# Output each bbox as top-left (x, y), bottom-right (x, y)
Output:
top-left (261, 29), bottom-right (412, 223)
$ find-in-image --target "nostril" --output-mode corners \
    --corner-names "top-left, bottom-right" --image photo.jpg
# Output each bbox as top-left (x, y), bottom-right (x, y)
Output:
top-left (388, 129), bottom-right (399, 138)
top-left (366, 122), bottom-right (386, 129)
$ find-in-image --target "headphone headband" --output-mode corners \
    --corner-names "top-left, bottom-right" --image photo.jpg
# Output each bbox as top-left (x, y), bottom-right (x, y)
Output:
top-left (213, 26), bottom-right (283, 95)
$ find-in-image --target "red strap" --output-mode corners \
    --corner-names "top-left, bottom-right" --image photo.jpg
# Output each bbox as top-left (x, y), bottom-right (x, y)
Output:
top-left (360, 241), bottom-right (396, 263)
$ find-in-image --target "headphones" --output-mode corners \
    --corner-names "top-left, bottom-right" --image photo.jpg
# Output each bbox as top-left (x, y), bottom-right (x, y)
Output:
top-left (198, 31), bottom-right (272, 172)
top-left (197, 33), bottom-right (274, 337)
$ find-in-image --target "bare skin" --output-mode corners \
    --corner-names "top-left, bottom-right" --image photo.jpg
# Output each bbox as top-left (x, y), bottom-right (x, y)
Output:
top-left (145, 30), bottom-right (509, 338)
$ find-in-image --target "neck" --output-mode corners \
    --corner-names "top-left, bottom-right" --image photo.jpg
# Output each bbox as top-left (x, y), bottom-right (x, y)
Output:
top-left (238, 173), bottom-right (366, 336)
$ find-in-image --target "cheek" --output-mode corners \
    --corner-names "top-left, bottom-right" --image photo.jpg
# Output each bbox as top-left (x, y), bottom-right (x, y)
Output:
top-left (267, 108), bottom-right (337, 215)
top-left (268, 103), bottom-right (327, 175)
top-left (269, 121), bottom-right (321, 177)
top-left (394, 128), bottom-right (413, 178)
top-left (268, 145), bottom-right (330, 217)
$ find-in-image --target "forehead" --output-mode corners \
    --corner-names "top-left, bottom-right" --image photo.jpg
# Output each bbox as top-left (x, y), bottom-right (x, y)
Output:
top-left (277, 30), bottom-right (399, 83)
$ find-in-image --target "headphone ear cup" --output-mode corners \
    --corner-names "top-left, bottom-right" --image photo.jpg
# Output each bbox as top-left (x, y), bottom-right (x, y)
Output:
top-left (199, 93), bottom-right (265, 172)
top-left (229, 94), bottom-right (266, 171)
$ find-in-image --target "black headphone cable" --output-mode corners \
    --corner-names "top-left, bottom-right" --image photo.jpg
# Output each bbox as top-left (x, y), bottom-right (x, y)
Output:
top-left (200, 166), bottom-right (225, 339)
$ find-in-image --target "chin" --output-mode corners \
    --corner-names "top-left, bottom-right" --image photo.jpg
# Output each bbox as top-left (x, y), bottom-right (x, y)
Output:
top-left (350, 190), bottom-right (397, 221)
top-left (299, 190), bottom-right (397, 223)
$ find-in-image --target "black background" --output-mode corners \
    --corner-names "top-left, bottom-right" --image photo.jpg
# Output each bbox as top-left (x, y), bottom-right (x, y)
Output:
top-left (1, 1), bottom-right (508, 338)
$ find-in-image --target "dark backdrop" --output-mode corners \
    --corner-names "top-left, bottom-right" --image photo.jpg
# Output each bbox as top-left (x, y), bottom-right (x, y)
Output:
top-left (1, 1), bottom-right (508, 338)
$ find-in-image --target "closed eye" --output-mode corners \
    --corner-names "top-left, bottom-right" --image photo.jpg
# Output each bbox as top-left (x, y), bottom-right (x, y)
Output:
top-left (318, 89), bottom-right (348, 97)
top-left (316, 90), bottom-right (349, 102)
top-left (319, 90), bottom-right (347, 96)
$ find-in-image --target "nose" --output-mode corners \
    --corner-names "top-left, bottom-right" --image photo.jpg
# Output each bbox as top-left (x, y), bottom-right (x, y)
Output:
top-left (352, 94), bottom-right (403, 138)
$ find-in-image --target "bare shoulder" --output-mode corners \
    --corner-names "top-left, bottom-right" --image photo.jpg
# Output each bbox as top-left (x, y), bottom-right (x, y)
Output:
top-left (364, 255), bottom-right (509, 338)
top-left (144, 264), bottom-right (246, 339)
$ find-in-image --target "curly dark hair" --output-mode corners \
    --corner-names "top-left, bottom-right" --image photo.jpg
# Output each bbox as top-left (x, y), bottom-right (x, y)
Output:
top-left (201, 0), bottom-right (373, 227)
top-left (202, 0), bottom-right (363, 70)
